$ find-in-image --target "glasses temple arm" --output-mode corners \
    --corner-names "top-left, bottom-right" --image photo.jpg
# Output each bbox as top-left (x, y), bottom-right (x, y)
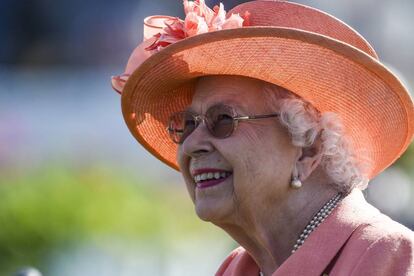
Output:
top-left (235, 113), bottom-right (279, 120)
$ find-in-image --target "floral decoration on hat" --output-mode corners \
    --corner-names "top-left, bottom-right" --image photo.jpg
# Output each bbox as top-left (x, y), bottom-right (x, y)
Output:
top-left (146, 0), bottom-right (250, 51)
top-left (111, 73), bottom-right (130, 95)
top-left (111, 0), bottom-right (250, 94)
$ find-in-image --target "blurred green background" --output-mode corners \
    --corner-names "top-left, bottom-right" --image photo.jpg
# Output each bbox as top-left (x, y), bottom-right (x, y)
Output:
top-left (0, 163), bottom-right (228, 275)
top-left (1, 0), bottom-right (413, 275)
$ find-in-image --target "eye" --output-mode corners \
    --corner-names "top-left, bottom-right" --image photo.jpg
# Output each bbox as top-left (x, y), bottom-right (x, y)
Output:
top-left (183, 113), bottom-right (197, 132)
top-left (216, 114), bottom-right (233, 125)
top-left (209, 113), bottom-right (234, 138)
top-left (168, 111), bottom-right (197, 143)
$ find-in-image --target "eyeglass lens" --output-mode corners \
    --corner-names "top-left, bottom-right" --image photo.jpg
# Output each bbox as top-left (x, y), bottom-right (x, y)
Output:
top-left (168, 105), bottom-right (236, 144)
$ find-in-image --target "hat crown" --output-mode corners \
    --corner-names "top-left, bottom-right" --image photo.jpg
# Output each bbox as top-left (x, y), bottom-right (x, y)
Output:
top-left (229, 0), bottom-right (378, 59)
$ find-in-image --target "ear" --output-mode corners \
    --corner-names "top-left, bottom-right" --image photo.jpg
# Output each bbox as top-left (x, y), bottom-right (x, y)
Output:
top-left (295, 140), bottom-right (323, 181)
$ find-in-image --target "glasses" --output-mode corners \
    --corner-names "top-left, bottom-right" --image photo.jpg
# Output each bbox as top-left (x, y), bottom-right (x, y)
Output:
top-left (166, 104), bottom-right (280, 144)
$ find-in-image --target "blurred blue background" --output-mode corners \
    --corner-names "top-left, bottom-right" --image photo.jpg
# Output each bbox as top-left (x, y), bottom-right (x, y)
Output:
top-left (1, 0), bottom-right (413, 275)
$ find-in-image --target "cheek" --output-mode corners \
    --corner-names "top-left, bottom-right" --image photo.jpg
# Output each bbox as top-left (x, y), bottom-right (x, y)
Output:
top-left (222, 126), bottom-right (296, 196)
top-left (217, 133), bottom-right (263, 195)
top-left (177, 148), bottom-right (196, 202)
top-left (182, 173), bottom-right (194, 199)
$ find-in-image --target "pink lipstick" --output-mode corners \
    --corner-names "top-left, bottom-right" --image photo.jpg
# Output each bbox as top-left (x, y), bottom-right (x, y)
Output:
top-left (191, 168), bottom-right (232, 189)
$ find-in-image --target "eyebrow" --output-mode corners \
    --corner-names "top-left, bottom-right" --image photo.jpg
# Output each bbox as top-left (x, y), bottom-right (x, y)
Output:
top-left (185, 100), bottom-right (246, 114)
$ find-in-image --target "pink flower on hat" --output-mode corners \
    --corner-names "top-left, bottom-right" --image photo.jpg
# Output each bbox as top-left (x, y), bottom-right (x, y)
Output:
top-left (111, 73), bottom-right (130, 95)
top-left (146, 0), bottom-right (250, 51)
top-left (111, 0), bottom-right (250, 94)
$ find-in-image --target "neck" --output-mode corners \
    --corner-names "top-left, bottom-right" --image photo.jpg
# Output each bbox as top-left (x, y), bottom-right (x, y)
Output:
top-left (215, 174), bottom-right (339, 276)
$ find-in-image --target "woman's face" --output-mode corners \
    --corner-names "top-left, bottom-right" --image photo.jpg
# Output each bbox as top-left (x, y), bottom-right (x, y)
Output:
top-left (177, 76), bottom-right (299, 223)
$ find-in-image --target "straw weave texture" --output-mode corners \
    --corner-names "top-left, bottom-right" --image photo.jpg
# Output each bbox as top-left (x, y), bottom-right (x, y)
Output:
top-left (121, 1), bottom-right (414, 180)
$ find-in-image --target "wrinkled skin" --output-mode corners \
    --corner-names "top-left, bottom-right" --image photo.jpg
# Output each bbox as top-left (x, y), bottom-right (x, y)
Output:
top-left (177, 75), bottom-right (299, 224)
top-left (176, 75), bottom-right (338, 274)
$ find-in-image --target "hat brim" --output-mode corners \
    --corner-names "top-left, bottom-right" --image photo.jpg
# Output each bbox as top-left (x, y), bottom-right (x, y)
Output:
top-left (121, 27), bottom-right (414, 179)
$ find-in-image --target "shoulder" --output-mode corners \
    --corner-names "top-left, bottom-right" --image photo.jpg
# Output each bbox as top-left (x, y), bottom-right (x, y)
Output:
top-left (335, 211), bottom-right (414, 275)
top-left (215, 247), bottom-right (246, 276)
top-left (215, 247), bottom-right (257, 276)
top-left (337, 188), bottom-right (414, 253)
top-left (353, 211), bottom-right (414, 248)
top-left (217, 247), bottom-right (246, 270)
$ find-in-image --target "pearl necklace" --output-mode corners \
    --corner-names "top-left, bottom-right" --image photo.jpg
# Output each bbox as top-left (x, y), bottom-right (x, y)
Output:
top-left (259, 193), bottom-right (343, 276)
top-left (291, 193), bottom-right (342, 254)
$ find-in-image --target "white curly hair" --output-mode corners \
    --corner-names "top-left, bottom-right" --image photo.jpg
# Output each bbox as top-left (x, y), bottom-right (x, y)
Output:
top-left (262, 83), bottom-right (369, 194)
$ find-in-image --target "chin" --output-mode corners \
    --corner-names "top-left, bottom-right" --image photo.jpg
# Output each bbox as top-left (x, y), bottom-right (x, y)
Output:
top-left (194, 199), bottom-right (233, 223)
top-left (195, 205), bottom-right (217, 221)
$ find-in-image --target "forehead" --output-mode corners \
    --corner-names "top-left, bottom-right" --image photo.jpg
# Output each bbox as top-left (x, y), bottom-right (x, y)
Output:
top-left (190, 75), bottom-right (268, 113)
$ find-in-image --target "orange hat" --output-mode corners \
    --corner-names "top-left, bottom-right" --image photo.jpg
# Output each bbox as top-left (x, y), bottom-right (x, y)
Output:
top-left (112, 0), bottom-right (414, 180)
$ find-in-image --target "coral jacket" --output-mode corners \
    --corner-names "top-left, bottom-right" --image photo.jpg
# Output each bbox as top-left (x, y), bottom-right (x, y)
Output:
top-left (216, 189), bottom-right (414, 276)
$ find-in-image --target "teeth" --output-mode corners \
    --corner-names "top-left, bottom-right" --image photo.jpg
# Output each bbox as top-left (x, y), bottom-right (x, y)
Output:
top-left (193, 171), bottom-right (231, 183)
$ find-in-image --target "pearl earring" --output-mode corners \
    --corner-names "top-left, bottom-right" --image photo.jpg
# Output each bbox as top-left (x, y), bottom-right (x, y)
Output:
top-left (290, 176), bottom-right (302, 189)
top-left (290, 165), bottom-right (302, 189)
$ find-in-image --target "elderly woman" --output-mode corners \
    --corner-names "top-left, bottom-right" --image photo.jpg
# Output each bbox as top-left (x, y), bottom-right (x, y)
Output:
top-left (111, 1), bottom-right (414, 275)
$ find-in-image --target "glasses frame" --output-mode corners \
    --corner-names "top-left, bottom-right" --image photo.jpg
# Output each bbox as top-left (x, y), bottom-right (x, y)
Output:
top-left (166, 105), bottom-right (280, 144)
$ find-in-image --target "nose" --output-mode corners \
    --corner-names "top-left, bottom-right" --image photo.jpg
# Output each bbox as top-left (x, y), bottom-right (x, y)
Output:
top-left (180, 120), bottom-right (214, 158)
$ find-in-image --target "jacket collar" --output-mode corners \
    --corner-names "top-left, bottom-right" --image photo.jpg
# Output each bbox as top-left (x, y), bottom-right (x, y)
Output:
top-left (272, 188), bottom-right (380, 275)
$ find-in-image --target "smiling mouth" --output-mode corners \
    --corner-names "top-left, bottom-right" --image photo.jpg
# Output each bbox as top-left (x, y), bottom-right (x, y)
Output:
top-left (193, 171), bottom-right (232, 189)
